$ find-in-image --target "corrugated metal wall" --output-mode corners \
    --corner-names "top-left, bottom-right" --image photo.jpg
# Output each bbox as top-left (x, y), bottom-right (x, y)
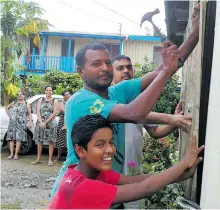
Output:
top-left (123, 40), bottom-right (162, 65)
top-left (46, 36), bottom-right (62, 56)
top-left (18, 35), bottom-right (161, 67)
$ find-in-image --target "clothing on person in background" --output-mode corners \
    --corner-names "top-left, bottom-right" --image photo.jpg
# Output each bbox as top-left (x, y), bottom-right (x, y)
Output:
top-left (33, 98), bottom-right (57, 144)
top-left (6, 102), bottom-right (28, 142)
top-left (124, 123), bottom-right (157, 210)
top-left (56, 102), bottom-right (67, 148)
top-left (124, 123), bottom-right (158, 175)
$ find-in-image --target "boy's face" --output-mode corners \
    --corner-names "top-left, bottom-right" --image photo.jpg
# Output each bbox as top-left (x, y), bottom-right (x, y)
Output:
top-left (78, 127), bottom-right (116, 171)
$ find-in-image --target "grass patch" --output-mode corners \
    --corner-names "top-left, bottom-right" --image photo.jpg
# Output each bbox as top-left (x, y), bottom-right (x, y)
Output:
top-left (1, 202), bottom-right (21, 209)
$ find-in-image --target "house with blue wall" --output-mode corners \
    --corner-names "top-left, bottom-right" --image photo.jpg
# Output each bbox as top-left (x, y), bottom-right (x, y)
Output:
top-left (16, 31), bottom-right (162, 74)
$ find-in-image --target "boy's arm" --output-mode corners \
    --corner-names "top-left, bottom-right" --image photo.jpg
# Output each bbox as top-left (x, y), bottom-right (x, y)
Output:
top-left (118, 155), bottom-right (202, 186)
top-left (113, 136), bottom-right (204, 204)
top-left (114, 161), bottom-right (187, 204)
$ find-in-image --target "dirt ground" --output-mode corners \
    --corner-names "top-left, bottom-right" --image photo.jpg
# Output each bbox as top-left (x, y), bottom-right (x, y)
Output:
top-left (1, 146), bottom-right (64, 209)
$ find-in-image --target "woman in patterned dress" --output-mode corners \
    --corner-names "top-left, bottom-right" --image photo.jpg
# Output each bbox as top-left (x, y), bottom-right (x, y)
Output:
top-left (31, 86), bottom-right (58, 166)
top-left (5, 91), bottom-right (32, 160)
top-left (55, 90), bottom-right (71, 161)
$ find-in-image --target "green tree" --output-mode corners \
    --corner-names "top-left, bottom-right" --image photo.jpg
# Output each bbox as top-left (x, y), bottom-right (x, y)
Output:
top-left (1, 0), bottom-right (51, 105)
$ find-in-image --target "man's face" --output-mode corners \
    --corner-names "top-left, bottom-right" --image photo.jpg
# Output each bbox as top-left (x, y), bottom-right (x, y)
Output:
top-left (113, 59), bottom-right (134, 84)
top-left (80, 127), bottom-right (116, 172)
top-left (78, 49), bottom-right (113, 91)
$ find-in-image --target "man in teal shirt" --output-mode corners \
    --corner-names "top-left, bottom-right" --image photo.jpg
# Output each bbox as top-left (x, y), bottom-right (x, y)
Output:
top-left (51, 9), bottom-right (200, 198)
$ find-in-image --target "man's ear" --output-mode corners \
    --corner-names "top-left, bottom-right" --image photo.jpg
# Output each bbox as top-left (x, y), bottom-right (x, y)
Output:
top-left (74, 144), bottom-right (86, 158)
top-left (77, 66), bottom-right (83, 78)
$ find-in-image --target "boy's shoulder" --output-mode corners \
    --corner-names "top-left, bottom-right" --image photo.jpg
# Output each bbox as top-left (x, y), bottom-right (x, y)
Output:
top-left (49, 167), bottom-right (119, 209)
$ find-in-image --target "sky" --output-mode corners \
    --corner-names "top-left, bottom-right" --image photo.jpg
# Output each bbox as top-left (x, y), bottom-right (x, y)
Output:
top-left (33, 0), bottom-right (167, 36)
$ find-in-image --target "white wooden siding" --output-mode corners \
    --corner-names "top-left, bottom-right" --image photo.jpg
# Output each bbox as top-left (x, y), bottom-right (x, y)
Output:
top-left (123, 40), bottom-right (162, 65)
top-left (16, 35), bottom-right (162, 68)
top-left (46, 36), bottom-right (62, 57)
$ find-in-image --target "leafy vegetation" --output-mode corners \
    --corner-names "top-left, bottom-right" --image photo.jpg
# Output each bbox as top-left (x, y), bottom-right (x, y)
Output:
top-left (25, 69), bottom-right (83, 96)
top-left (1, 0), bottom-right (51, 104)
top-left (134, 57), bottom-right (183, 208)
top-left (134, 56), bottom-right (180, 114)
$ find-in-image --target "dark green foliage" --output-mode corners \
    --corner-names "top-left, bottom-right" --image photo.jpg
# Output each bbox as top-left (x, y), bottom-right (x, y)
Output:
top-left (134, 56), bottom-right (180, 114)
top-left (143, 134), bottom-right (184, 209)
top-left (134, 56), bottom-right (183, 208)
top-left (26, 69), bottom-right (83, 96)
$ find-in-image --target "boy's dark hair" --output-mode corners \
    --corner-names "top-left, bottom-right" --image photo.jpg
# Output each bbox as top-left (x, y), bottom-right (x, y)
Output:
top-left (112, 55), bottom-right (131, 63)
top-left (75, 43), bottom-right (107, 67)
top-left (71, 114), bottom-right (112, 151)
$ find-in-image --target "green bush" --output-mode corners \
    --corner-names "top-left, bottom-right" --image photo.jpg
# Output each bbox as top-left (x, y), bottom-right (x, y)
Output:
top-left (134, 56), bottom-right (183, 208)
top-left (25, 69), bottom-right (83, 96)
top-left (143, 134), bottom-right (184, 209)
top-left (134, 56), bottom-right (180, 114)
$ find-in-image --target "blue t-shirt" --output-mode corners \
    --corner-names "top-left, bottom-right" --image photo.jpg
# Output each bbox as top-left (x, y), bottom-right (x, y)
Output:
top-left (50, 78), bottom-right (141, 199)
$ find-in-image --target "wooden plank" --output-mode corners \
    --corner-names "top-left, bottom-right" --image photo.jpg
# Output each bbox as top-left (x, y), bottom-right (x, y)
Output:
top-left (179, 0), bottom-right (207, 202)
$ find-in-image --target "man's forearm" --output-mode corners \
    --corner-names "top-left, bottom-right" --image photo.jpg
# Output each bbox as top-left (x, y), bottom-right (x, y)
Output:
top-left (147, 125), bottom-right (176, 139)
top-left (138, 112), bottom-right (175, 125)
top-left (140, 64), bottom-right (163, 91)
top-left (178, 28), bottom-right (199, 63)
top-left (125, 71), bottom-right (172, 121)
top-left (109, 71), bottom-right (172, 123)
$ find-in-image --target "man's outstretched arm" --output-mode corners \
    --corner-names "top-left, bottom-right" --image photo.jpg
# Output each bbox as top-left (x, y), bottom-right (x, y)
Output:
top-left (140, 3), bottom-right (200, 91)
top-left (109, 42), bottom-right (179, 123)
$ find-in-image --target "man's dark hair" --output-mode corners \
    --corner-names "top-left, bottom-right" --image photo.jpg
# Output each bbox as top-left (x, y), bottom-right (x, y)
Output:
top-left (71, 114), bottom-right (112, 151)
top-left (112, 55), bottom-right (131, 63)
top-left (75, 43), bottom-right (107, 67)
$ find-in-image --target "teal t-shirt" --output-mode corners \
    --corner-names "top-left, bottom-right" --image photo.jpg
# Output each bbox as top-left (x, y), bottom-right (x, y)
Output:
top-left (50, 78), bottom-right (141, 199)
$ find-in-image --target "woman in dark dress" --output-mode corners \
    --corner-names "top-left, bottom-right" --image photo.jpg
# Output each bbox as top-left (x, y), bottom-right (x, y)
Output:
top-left (32, 86), bottom-right (58, 166)
top-left (56, 90), bottom-right (71, 161)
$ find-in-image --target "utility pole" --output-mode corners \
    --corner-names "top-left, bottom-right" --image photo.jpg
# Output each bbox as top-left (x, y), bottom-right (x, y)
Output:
top-left (119, 23), bottom-right (122, 35)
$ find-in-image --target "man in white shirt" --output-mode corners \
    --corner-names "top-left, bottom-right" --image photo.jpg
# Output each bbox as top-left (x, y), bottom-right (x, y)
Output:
top-left (112, 55), bottom-right (188, 209)
top-left (112, 55), bottom-right (186, 174)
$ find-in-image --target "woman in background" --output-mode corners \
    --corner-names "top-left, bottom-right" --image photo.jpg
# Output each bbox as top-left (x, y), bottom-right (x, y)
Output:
top-left (55, 90), bottom-right (72, 161)
top-left (5, 91), bottom-right (32, 160)
top-left (31, 86), bottom-right (58, 166)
